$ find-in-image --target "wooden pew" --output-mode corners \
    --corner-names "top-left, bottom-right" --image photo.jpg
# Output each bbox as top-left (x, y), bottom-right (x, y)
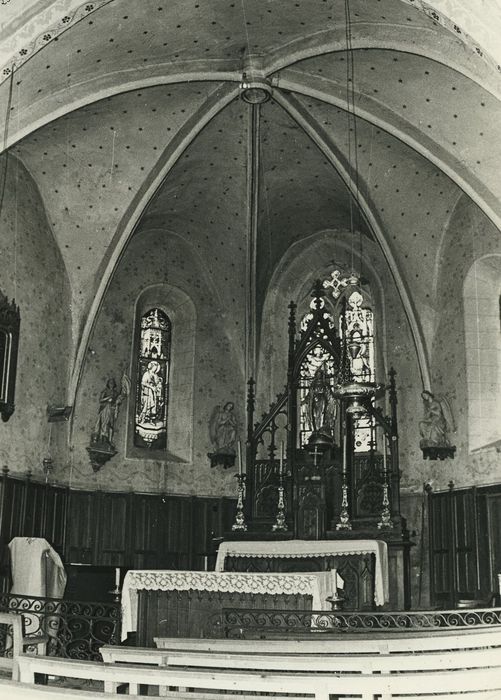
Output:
top-left (101, 645), bottom-right (501, 672)
top-left (15, 650), bottom-right (501, 699)
top-left (3, 678), bottom-right (501, 700)
top-left (153, 626), bottom-right (501, 653)
top-left (101, 627), bottom-right (501, 666)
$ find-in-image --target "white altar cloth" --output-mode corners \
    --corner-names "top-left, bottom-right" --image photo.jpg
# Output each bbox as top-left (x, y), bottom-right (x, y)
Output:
top-left (121, 569), bottom-right (342, 641)
top-left (215, 539), bottom-right (389, 606)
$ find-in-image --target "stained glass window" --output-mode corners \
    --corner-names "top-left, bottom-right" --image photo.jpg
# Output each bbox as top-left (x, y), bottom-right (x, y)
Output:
top-left (134, 308), bottom-right (171, 449)
top-left (299, 270), bottom-right (377, 452)
top-left (343, 290), bottom-right (376, 452)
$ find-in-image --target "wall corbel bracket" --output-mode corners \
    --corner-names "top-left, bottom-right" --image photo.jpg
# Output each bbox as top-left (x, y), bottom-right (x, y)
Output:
top-left (421, 445), bottom-right (456, 461)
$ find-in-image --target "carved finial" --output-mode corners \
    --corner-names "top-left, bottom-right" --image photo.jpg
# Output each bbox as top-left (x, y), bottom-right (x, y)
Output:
top-left (311, 279), bottom-right (324, 308)
top-left (448, 480), bottom-right (455, 491)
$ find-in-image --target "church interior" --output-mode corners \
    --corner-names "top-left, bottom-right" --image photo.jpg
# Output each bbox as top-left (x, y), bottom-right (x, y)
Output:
top-left (1, 0), bottom-right (501, 697)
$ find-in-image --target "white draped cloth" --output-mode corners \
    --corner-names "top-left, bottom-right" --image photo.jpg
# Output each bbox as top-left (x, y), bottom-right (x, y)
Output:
top-left (8, 537), bottom-right (67, 640)
top-left (215, 539), bottom-right (389, 606)
top-left (8, 537), bottom-right (66, 598)
top-left (120, 569), bottom-right (343, 641)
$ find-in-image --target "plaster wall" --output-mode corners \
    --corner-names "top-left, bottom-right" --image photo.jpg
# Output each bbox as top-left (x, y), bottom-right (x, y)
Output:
top-left (0, 155), bottom-right (71, 474)
top-left (68, 228), bottom-right (244, 497)
top-left (424, 194), bottom-right (501, 490)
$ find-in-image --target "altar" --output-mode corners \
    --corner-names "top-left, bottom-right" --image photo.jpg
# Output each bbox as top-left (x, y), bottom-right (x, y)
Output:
top-left (121, 569), bottom-right (343, 645)
top-left (215, 539), bottom-right (389, 608)
top-left (215, 285), bottom-right (413, 611)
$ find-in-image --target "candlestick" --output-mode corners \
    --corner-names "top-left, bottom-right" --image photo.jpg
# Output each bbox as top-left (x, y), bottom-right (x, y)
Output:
top-left (272, 483), bottom-right (287, 532)
top-left (232, 473), bottom-right (247, 531)
top-left (115, 567), bottom-right (120, 589)
top-left (237, 441), bottom-right (242, 475)
top-left (336, 427), bottom-right (352, 530)
top-left (331, 568), bottom-right (338, 596)
top-left (342, 428), bottom-right (347, 473)
top-left (378, 433), bottom-right (394, 530)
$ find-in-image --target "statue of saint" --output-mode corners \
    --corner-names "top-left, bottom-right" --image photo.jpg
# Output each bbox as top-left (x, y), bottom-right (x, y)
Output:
top-left (419, 390), bottom-right (455, 448)
top-left (209, 401), bottom-right (238, 454)
top-left (304, 365), bottom-right (337, 436)
top-left (92, 373), bottom-right (130, 448)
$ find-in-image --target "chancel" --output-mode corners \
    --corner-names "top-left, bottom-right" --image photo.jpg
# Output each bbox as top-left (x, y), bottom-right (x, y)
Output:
top-left (0, 1), bottom-right (501, 698)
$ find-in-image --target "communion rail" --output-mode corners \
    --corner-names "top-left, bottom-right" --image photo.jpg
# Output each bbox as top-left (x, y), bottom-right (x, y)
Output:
top-left (212, 606), bottom-right (501, 638)
top-left (0, 593), bottom-right (120, 661)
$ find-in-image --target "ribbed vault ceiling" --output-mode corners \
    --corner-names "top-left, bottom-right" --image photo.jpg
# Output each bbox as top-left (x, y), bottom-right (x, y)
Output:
top-left (0, 0), bottom-right (499, 397)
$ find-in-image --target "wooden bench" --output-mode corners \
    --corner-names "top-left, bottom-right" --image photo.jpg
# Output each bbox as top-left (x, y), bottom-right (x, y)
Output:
top-left (0, 611), bottom-right (24, 680)
top-left (16, 649), bottom-right (501, 699)
top-left (153, 626), bottom-right (501, 653)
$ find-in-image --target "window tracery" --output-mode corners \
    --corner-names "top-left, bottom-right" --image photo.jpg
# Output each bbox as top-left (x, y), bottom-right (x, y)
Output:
top-left (299, 270), bottom-right (377, 452)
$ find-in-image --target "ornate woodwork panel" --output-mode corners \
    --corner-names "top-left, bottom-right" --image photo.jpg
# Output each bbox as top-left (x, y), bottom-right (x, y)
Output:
top-left (1, 477), bottom-right (27, 542)
top-left (130, 494), bottom-right (160, 570)
top-left (428, 485), bottom-right (498, 607)
top-left (0, 473), bottom-right (234, 577)
top-left (136, 589), bottom-right (312, 645)
top-left (66, 490), bottom-right (97, 565)
top-left (22, 481), bottom-right (46, 539)
top-left (486, 494), bottom-right (501, 593)
top-left (42, 485), bottom-right (68, 556)
top-left (223, 554), bottom-right (374, 611)
top-left (97, 492), bottom-right (128, 566)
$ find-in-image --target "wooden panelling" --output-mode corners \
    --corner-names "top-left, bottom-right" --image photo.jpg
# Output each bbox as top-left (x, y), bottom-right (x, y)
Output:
top-left (486, 494), bottom-right (501, 591)
top-left (429, 484), bottom-right (501, 607)
top-left (42, 485), bottom-right (68, 556)
top-left (97, 492), bottom-right (128, 567)
top-left (130, 494), bottom-right (160, 569)
top-left (0, 473), bottom-right (235, 583)
top-left (66, 490), bottom-right (97, 564)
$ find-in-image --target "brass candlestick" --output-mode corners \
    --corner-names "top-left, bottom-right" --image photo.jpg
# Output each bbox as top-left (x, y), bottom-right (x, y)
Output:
top-left (378, 438), bottom-right (394, 530)
top-left (336, 476), bottom-right (352, 530)
top-left (336, 429), bottom-right (352, 531)
top-left (272, 477), bottom-right (287, 532)
top-left (232, 473), bottom-right (248, 531)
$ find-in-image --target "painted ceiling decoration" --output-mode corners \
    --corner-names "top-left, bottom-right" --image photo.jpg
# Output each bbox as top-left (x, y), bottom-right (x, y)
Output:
top-left (1, 0), bottom-right (501, 82)
top-left (0, 0), bottom-right (499, 412)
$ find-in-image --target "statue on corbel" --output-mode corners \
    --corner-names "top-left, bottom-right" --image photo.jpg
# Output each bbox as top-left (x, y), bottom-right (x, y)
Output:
top-left (208, 401), bottom-right (239, 468)
top-left (87, 372), bottom-right (130, 472)
top-left (419, 390), bottom-right (456, 460)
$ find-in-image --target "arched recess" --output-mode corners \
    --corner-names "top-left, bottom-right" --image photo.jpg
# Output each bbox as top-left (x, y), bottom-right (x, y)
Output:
top-left (256, 230), bottom-right (390, 413)
top-left (273, 90), bottom-right (431, 389)
top-left (463, 255), bottom-right (501, 452)
top-left (67, 82), bottom-right (238, 411)
top-left (127, 284), bottom-right (196, 463)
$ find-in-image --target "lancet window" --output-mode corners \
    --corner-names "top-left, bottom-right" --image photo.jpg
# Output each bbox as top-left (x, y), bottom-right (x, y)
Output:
top-left (299, 270), bottom-right (376, 452)
top-left (134, 308), bottom-right (171, 449)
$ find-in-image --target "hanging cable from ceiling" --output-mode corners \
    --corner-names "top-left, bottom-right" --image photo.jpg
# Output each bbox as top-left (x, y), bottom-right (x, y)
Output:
top-left (343, 0), bottom-right (363, 281)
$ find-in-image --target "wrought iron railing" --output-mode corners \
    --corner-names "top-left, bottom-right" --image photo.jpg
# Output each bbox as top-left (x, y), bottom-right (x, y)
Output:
top-left (0, 593), bottom-right (120, 661)
top-left (0, 616), bottom-right (15, 658)
top-left (215, 607), bottom-right (501, 638)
